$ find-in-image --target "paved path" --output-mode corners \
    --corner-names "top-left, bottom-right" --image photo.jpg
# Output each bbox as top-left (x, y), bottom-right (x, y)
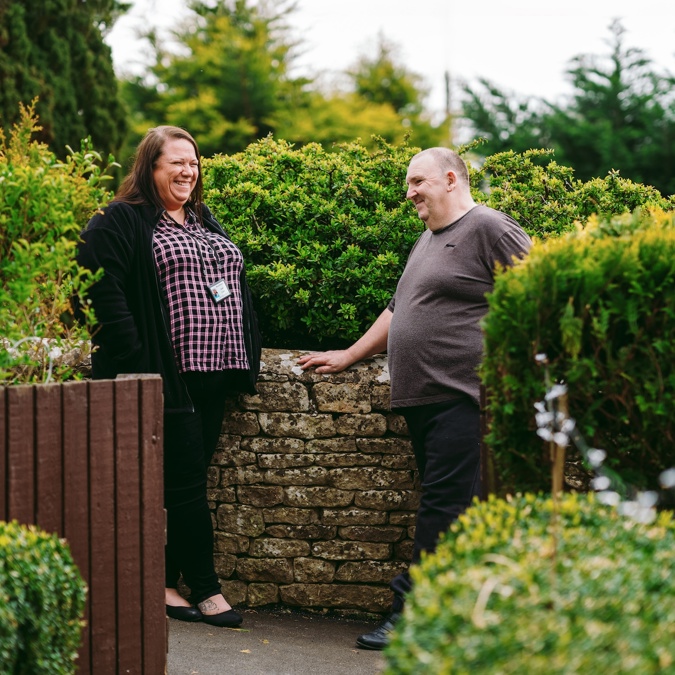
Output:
top-left (167, 607), bottom-right (386, 675)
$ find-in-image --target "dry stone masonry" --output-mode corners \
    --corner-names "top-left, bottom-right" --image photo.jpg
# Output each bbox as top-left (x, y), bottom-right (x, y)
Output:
top-left (210, 348), bottom-right (420, 614)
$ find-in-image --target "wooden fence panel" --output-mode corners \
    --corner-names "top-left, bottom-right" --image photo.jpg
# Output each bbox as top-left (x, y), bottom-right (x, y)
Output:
top-left (114, 378), bottom-right (143, 674)
top-left (62, 380), bottom-right (92, 674)
top-left (7, 385), bottom-right (35, 525)
top-left (139, 376), bottom-right (166, 672)
top-left (1, 376), bottom-right (166, 674)
top-left (88, 380), bottom-right (118, 673)
top-left (35, 383), bottom-right (63, 534)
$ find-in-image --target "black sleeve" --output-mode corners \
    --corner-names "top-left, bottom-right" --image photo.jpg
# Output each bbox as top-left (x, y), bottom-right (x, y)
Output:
top-left (75, 204), bottom-right (144, 367)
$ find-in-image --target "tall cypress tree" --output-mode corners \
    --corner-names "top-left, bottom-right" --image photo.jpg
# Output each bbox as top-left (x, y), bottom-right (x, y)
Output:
top-left (0, 0), bottom-right (129, 158)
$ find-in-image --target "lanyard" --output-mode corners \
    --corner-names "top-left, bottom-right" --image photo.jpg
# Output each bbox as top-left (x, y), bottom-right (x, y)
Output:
top-left (164, 210), bottom-right (231, 303)
top-left (164, 210), bottom-right (223, 279)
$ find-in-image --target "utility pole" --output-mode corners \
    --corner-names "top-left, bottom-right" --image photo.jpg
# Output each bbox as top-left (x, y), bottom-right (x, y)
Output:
top-left (444, 70), bottom-right (453, 146)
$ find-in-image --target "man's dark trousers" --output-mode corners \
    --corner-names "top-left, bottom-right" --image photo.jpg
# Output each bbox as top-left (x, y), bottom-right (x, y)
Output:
top-left (389, 396), bottom-right (481, 610)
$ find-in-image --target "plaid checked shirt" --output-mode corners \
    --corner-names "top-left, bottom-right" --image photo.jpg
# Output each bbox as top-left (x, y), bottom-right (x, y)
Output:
top-left (153, 209), bottom-right (249, 373)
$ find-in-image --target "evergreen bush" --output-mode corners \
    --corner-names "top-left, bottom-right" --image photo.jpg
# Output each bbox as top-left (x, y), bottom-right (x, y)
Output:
top-left (384, 493), bottom-right (675, 674)
top-left (0, 102), bottom-right (110, 383)
top-left (0, 520), bottom-right (86, 674)
top-left (481, 208), bottom-right (675, 493)
top-left (476, 149), bottom-right (672, 238)
top-left (203, 141), bottom-right (672, 349)
top-left (203, 136), bottom-right (421, 348)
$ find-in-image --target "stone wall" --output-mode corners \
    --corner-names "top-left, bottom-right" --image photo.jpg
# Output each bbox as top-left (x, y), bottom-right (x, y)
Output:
top-left (210, 348), bottom-right (419, 614)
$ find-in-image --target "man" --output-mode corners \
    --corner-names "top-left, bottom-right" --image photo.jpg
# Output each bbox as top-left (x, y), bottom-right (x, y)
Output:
top-left (297, 147), bottom-right (531, 650)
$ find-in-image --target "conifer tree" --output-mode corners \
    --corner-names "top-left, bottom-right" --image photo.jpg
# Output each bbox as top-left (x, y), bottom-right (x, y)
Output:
top-left (120, 0), bottom-right (305, 157)
top-left (0, 0), bottom-right (129, 158)
top-left (461, 21), bottom-right (675, 197)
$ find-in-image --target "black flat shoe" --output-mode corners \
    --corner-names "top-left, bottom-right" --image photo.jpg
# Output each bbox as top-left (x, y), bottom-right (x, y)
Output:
top-left (355, 611), bottom-right (402, 650)
top-left (166, 604), bottom-right (203, 622)
top-left (201, 609), bottom-right (243, 628)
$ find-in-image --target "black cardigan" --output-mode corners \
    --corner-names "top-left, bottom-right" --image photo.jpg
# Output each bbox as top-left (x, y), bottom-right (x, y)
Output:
top-left (75, 201), bottom-right (261, 413)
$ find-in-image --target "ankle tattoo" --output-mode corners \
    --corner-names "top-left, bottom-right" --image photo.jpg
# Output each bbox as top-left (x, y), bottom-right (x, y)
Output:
top-left (198, 598), bottom-right (219, 613)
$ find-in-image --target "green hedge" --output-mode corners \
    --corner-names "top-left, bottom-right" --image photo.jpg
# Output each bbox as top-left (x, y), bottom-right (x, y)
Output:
top-left (203, 141), bottom-right (672, 349)
top-left (481, 208), bottom-right (675, 494)
top-left (0, 520), bottom-right (86, 674)
top-left (384, 493), bottom-right (675, 674)
top-left (203, 136), bottom-right (421, 348)
top-left (477, 149), bottom-right (672, 237)
top-left (5, 115), bottom-right (671, 359)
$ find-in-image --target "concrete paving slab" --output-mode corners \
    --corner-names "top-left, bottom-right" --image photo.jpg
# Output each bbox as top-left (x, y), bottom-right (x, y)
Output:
top-left (167, 607), bottom-right (387, 675)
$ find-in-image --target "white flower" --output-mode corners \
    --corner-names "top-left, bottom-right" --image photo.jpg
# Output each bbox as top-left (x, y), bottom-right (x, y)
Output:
top-left (659, 468), bottom-right (675, 489)
top-left (561, 418), bottom-right (576, 434)
top-left (48, 345), bottom-right (63, 360)
top-left (637, 491), bottom-right (659, 508)
top-left (545, 383), bottom-right (568, 401)
top-left (536, 428), bottom-right (553, 442)
top-left (592, 476), bottom-right (612, 491)
top-left (535, 411), bottom-right (554, 429)
top-left (596, 490), bottom-right (621, 506)
top-left (587, 448), bottom-right (607, 468)
top-left (618, 500), bottom-right (656, 524)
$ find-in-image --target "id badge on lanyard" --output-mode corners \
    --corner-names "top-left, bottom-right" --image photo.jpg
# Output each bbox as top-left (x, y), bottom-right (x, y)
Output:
top-left (208, 279), bottom-right (231, 303)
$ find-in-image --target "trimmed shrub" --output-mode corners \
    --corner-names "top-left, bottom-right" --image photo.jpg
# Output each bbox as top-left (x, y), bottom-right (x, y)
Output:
top-left (0, 520), bottom-right (86, 674)
top-left (203, 136), bottom-right (422, 348)
top-left (384, 493), bottom-right (675, 674)
top-left (481, 208), bottom-right (675, 493)
top-left (0, 102), bottom-right (111, 383)
top-left (476, 149), bottom-right (672, 238)
top-left (203, 141), bottom-right (672, 349)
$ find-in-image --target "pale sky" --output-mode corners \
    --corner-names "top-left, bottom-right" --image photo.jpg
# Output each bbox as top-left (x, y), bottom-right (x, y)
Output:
top-left (106, 0), bottom-right (675, 117)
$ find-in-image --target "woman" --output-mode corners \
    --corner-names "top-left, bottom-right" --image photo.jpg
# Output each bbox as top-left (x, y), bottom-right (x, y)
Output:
top-left (76, 126), bottom-right (261, 627)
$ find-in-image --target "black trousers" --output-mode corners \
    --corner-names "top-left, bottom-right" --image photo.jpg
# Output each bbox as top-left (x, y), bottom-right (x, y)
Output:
top-left (389, 397), bottom-right (481, 610)
top-left (163, 370), bottom-right (231, 604)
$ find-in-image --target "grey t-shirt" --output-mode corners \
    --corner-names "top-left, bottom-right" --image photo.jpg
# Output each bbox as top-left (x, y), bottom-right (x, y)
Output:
top-left (387, 204), bottom-right (531, 408)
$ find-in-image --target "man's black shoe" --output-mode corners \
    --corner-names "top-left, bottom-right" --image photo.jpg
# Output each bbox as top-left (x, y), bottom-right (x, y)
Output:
top-left (355, 611), bottom-right (402, 650)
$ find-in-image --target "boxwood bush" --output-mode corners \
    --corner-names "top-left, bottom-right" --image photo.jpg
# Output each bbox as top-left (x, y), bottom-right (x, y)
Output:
top-left (203, 136), bottom-right (421, 348)
top-left (0, 520), bottom-right (86, 674)
top-left (384, 493), bottom-right (675, 674)
top-left (481, 208), bottom-right (675, 494)
top-left (203, 140), bottom-right (672, 349)
top-left (477, 149), bottom-right (672, 238)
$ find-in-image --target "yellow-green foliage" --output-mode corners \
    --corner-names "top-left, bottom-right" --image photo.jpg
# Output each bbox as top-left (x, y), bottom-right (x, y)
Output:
top-left (0, 520), bottom-right (86, 674)
top-left (384, 493), bottom-right (675, 674)
top-left (0, 102), bottom-right (111, 383)
top-left (481, 208), bottom-right (675, 493)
